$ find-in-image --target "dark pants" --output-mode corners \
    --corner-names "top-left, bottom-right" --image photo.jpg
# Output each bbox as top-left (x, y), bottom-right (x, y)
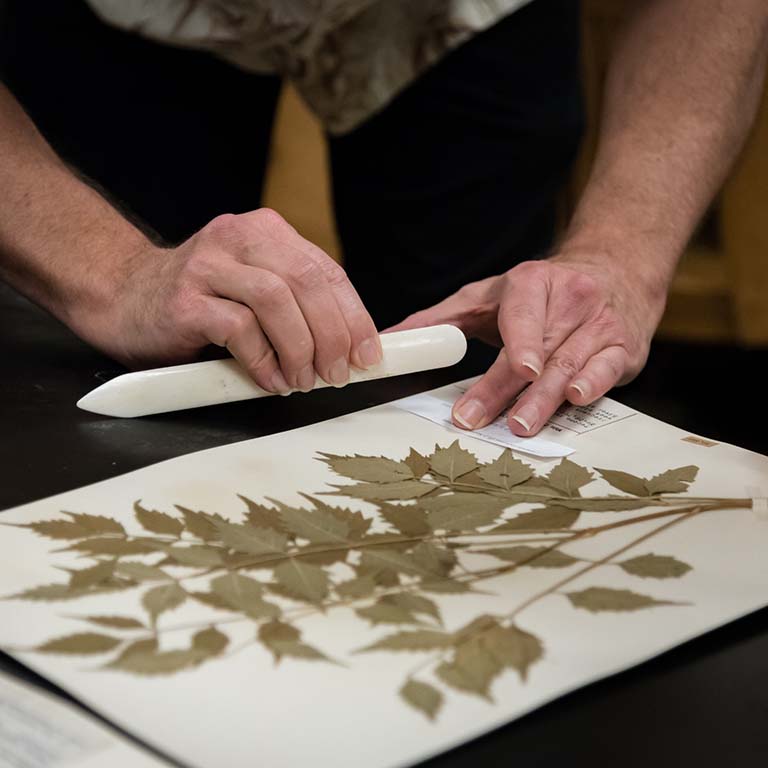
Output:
top-left (0, 0), bottom-right (582, 329)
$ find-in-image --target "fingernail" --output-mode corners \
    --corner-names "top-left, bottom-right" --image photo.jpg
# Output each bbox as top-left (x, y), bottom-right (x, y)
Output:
top-left (297, 365), bottom-right (315, 392)
top-left (356, 337), bottom-right (382, 368)
top-left (454, 399), bottom-right (486, 429)
top-left (521, 357), bottom-right (542, 378)
top-left (511, 405), bottom-right (538, 432)
top-left (269, 370), bottom-right (291, 395)
top-left (570, 380), bottom-right (588, 399)
top-left (328, 357), bottom-right (349, 387)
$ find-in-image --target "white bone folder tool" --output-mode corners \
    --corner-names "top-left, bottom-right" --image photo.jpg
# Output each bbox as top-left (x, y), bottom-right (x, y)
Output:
top-left (77, 325), bottom-right (468, 418)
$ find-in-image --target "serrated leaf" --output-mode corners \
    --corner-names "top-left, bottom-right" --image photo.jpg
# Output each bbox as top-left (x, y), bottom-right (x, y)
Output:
top-left (17, 519), bottom-right (92, 540)
top-left (404, 449), bottom-right (430, 479)
top-left (336, 575), bottom-right (377, 598)
top-left (645, 465), bottom-right (699, 495)
top-left (271, 500), bottom-right (349, 544)
top-left (69, 560), bottom-right (116, 589)
top-left (423, 494), bottom-right (508, 532)
top-left (189, 590), bottom-right (232, 610)
top-left (566, 586), bottom-right (678, 612)
top-left (428, 441), bottom-right (479, 482)
top-left (554, 496), bottom-right (649, 512)
top-left (257, 620), bottom-right (330, 663)
top-left (358, 549), bottom-right (429, 578)
top-left (301, 495), bottom-right (372, 540)
top-left (378, 502), bottom-right (430, 537)
top-left (492, 506), bottom-right (580, 532)
top-left (437, 641), bottom-right (501, 700)
top-left (116, 562), bottom-right (171, 582)
top-left (7, 580), bottom-right (134, 602)
top-left (64, 538), bottom-right (160, 557)
top-left (381, 593), bottom-right (441, 624)
top-left (64, 512), bottom-right (125, 536)
top-left (192, 626), bottom-right (229, 655)
top-left (484, 624), bottom-right (543, 681)
top-left (358, 629), bottom-right (452, 653)
top-left (214, 520), bottom-right (288, 556)
top-left (410, 542), bottom-right (457, 577)
top-left (546, 459), bottom-right (594, 496)
top-left (211, 573), bottom-right (279, 618)
top-left (356, 602), bottom-right (419, 626)
top-left (273, 559), bottom-right (329, 603)
top-left (476, 545), bottom-right (579, 568)
top-left (400, 680), bottom-right (443, 720)
top-left (594, 469), bottom-right (648, 497)
top-left (176, 506), bottom-right (223, 541)
top-left (320, 453), bottom-right (415, 483)
top-left (420, 579), bottom-right (472, 594)
top-left (292, 543), bottom-right (349, 567)
top-left (109, 648), bottom-right (207, 675)
top-left (142, 582), bottom-right (186, 624)
top-left (477, 450), bottom-right (533, 490)
top-left (37, 632), bottom-right (121, 655)
top-left (619, 553), bottom-right (692, 579)
top-left (237, 496), bottom-right (287, 534)
top-left (165, 545), bottom-right (223, 567)
top-left (80, 616), bottom-right (145, 630)
top-left (134, 502), bottom-right (183, 536)
top-left (327, 480), bottom-right (435, 501)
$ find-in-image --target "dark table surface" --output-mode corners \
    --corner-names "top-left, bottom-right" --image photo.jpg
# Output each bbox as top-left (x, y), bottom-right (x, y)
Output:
top-left (2, 282), bottom-right (767, 767)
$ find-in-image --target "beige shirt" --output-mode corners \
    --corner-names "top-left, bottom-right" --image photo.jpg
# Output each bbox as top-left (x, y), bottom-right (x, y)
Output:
top-left (85, 0), bottom-right (532, 134)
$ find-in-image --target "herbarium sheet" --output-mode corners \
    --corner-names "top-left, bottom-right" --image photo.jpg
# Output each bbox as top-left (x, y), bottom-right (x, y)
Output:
top-left (1, 380), bottom-right (767, 768)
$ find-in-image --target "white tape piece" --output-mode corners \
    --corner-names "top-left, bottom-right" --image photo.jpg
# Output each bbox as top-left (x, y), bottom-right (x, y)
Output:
top-left (394, 392), bottom-right (574, 459)
top-left (745, 486), bottom-right (768, 521)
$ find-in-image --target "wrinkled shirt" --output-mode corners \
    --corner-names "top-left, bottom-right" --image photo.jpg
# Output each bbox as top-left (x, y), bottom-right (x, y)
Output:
top-left (85, 0), bottom-right (533, 134)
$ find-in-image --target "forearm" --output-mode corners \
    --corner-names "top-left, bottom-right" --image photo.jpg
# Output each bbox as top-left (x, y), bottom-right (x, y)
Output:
top-left (0, 82), bottom-right (151, 334)
top-left (562, 0), bottom-right (768, 295)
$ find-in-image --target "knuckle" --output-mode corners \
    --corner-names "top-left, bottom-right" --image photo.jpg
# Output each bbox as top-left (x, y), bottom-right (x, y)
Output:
top-left (222, 309), bottom-right (253, 342)
top-left (547, 354), bottom-right (582, 380)
top-left (254, 273), bottom-right (291, 305)
top-left (289, 258), bottom-right (325, 292)
top-left (253, 207), bottom-right (292, 235)
top-left (204, 213), bottom-right (242, 242)
top-left (568, 272), bottom-right (600, 303)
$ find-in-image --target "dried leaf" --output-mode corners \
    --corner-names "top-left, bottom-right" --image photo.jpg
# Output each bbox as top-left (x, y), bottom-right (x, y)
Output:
top-left (17, 519), bottom-right (92, 540)
top-left (356, 602), bottom-right (419, 626)
top-left (176, 506), bottom-right (223, 541)
top-left (492, 506), bottom-right (580, 532)
top-left (80, 616), bottom-right (145, 630)
top-left (258, 620), bottom-right (329, 663)
top-left (327, 480), bottom-right (435, 501)
top-left (381, 593), bottom-right (441, 624)
top-left (273, 559), bottom-right (329, 603)
top-left (423, 494), bottom-right (508, 532)
top-left (436, 641), bottom-right (501, 700)
top-left (477, 450), bottom-right (533, 490)
top-left (7, 580), bottom-right (134, 601)
top-left (359, 629), bottom-right (453, 653)
top-left (238, 496), bottom-right (287, 534)
top-left (271, 501), bottom-right (350, 544)
top-left (109, 647), bottom-right (206, 675)
top-left (476, 545), bottom-right (579, 568)
top-left (400, 680), bottom-right (443, 720)
top-left (420, 579), bottom-right (472, 594)
top-left (69, 560), bottom-right (116, 589)
top-left (554, 497), bottom-right (649, 512)
top-left (320, 453), bottom-right (414, 483)
top-left (358, 549), bottom-right (429, 578)
top-left (116, 562), bottom-right (171, 582)
top-left (214, 520), bottom-right (288, 556)
top-left (566, 586), bottom-right (678, 612)
top-left (594, 469), bottom-right (648, 497)
top-left (64, 512), bottom-right (125, 536)
top-left (484, 624), bottom-right (543, 681)
top-left (134, 501), bottom-right (183, 536)
top-left (165, 545), bottom-right (223, 568)
top-left (546, 459), bottom-right (594, 496)
top-left (336, 575), bottom-right (377, 598)
top-left (211, 573), bottom-right (279, 619)
top-left (192, 626), bottom-right (229, 656)
top-left (410, 542), bottom-right (457, 578)
top-left (377, 502), bottom-right (430, 537)
top-left (37, 632), bottom-right (121, 655)
top-left (301, 495), bottom-right (372, 540)
top-left (646, 466), bottom-right (699, 495)
top-left (292, 543), bottom-right (349, 567)
top-left (142, 582), bottom-right (186, 624)
top-left (189, 590), bottom-right (232, 610)
top-left (64, 538), bottom-right (160, 557)
top-left (619, 554), bottom-right (692, 579)
top-left (404, 449), bottom-right (430, 479)
top-left (428, 441), bottom-right (478, 482)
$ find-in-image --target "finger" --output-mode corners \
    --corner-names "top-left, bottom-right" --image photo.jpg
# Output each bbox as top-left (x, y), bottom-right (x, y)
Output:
top-left (497, 266), bottom-right (550, 381)
top-left (506, 328), bottom-right (624, 436)
top-left (206, 263), bottom-right (317, 391)
top-left (198, 296), bottom-right (289, 394)
top-left (451, 350), bottom-right (528, 430)
top-left (566, 346), bottom-right (627, 405)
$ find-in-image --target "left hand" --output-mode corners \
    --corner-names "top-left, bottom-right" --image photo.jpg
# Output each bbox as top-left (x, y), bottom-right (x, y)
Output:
top-left (387, 252), bottom-right (667, 436)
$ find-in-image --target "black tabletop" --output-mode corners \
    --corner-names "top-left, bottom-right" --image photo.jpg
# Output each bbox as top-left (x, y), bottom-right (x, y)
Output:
top-left (2, 282), bottom-right (767, 767)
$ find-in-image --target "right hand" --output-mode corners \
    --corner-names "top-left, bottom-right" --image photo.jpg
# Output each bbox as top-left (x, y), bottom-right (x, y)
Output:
top-left (76, 209), bottom-right (382, 393)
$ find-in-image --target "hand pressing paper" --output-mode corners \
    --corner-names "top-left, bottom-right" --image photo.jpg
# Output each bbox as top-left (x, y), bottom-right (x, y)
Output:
top-left (0, 378), bottom-right (766, 768)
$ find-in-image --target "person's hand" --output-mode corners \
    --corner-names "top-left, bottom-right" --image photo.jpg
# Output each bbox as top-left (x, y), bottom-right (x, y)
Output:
top-left (388, 252), bottom-right (667, 436)
top-left (76, 209), bottom-right (381, 393)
